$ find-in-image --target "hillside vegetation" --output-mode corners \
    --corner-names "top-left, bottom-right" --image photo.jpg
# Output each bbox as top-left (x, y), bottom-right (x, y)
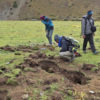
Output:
top-left (0, 0), bottom-right (100, 20)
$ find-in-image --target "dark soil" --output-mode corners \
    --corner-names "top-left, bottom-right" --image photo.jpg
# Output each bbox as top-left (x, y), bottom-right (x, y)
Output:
top-left (61, 70), bottom-right (88, 84)
top-left (16, 52), bottom-right (89, 85)
top-left (0, 45), bottom-right (15, 52)
top-left (43, 78), bottom-right (58, 85)
top-left (0, 45), bottom-right (36, 52)
top-left (0, 46), bottom-right (100, 100)
top-left (0, 44), bottom-right (55, 53)
top-left (0, 89), bottom-right (8, 100)
top-left (24, 58), bottom-right (39, 67)
top-left (16, 45), bottom-right (34, 52)
top-left (35, 52), bottom-right (47, 58)
top-left (82, 64), bottom-right (96, 70)
top-left (0, 67), bottom-right (7, 72)
top-left (0, 77), bottom-right (7, 85)
top-left (51, 91), bottom-right (63, 100)
top-left (39, 60), bottom-right (60, 73)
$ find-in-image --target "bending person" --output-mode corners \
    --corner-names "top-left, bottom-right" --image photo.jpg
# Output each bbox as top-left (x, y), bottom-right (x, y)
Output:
top-left (54, 34), bottom-right (80, 61)
top-left (40, 16), bottom-right (54, 45)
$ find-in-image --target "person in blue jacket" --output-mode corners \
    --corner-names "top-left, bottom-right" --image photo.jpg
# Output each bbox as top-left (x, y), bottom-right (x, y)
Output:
top-left (40, 16), bottom-right (54, 45)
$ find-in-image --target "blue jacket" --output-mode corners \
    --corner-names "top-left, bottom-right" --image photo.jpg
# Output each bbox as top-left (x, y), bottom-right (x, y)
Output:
top-left (41, 17), bottom-right (54, 31)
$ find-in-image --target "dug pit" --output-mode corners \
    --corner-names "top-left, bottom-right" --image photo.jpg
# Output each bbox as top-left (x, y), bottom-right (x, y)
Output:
top-left (38, 60), bottom-right (60, 73)
top-left (61, 70), bottom-right (88, 84)
top-left (38, 60), bottom-right (89, 84)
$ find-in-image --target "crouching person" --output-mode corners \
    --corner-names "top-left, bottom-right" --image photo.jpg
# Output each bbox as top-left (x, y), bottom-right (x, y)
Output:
top-left (54, 34), bottom-right (80, 61)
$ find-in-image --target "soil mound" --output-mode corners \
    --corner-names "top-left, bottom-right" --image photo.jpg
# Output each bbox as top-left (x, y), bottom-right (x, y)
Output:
top-left (43, 78), bottom-right (58, 85)
top-left (0, 45), bottom-right (38, 52)
top-left (0, 45), bottom-right (15, 52)
top-left (16, 45), bottom-right (34, 52)
top-left (0, 77), bottom-right (7, 85)
top-left (51, 91), bottom-right (63, 100)
top-left (39, 60), bottom-right (59, 73)
top-left (36, 52), bottom-right (47, 58)
top-left (0, 44), bottom-right (55, 53)
top-left (82, 64), bottom-right (96, 70)
top-left (0, 89), bottom-right (8, 100)
top-left (24, 58), bottom-right (38, 67)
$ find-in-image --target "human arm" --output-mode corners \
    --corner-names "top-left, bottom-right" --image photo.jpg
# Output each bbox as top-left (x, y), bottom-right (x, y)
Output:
top-left (81, 18), bottom-right (86, 38)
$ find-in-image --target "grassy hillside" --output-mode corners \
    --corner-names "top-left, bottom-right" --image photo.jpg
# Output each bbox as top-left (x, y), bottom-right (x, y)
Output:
top-left (0, 0), bottom-right (100, 20)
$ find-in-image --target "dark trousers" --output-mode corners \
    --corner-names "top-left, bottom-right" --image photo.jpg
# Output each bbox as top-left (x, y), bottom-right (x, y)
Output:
top-left (83, 34), bottom-right (96, 52)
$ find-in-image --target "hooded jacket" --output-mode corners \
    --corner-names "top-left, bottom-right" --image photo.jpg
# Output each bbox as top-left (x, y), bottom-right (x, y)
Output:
top-left (41, 17), bottom-right (54, 31)
top-left (81, 15), bottom-right (94, 35)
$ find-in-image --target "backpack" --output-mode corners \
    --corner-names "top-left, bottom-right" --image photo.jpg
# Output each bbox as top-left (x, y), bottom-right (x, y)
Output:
top-left (88, 19), bottom-right (96, 33)
top-left (63, 36), bottom-right (80, 49)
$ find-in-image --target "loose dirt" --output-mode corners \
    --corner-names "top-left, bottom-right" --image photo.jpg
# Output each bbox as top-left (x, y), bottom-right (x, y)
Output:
top-left (39, 60), bottom-right (60, 73)
top-left (0, 89), bottom-right (8, 100)
top-left (0, 45), bottom-right (100, 100)
top-left (0, 44), bottom-right (55, 52)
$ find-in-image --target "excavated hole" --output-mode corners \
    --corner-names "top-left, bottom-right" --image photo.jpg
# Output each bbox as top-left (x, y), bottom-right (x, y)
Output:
top-left (38, 60), bottom-right (60, 73)
top-left (61, 69), bottom-right (89, 85)
top-left (39, 60), bottom-right (89, 84)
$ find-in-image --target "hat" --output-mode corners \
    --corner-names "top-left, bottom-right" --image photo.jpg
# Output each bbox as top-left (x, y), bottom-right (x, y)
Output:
top-left (87, 10), bottom-right (93, 15)
top-left (40, 16), bottom-right (45, 20)
top-left (54, 34), bottom-right (60, 42)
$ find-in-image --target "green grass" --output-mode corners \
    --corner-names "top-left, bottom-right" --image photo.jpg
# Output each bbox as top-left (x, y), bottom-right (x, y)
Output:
top-left (0, 21), bottom-right (100, 67)
top-left (1, 20), bottom-right (100, 100)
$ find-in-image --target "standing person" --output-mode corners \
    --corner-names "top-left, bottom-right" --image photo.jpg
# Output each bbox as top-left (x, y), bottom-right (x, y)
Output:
top-left (40, 16), bottom-right (54, 45)
top-left (54, 34), bottom-right (80, 61)
top-left (81, 10), bottom-right (98, 54)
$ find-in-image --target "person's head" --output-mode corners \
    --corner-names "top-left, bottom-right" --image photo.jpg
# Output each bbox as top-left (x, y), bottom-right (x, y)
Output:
top-left (54, 34), bottom-right (60, 43)
top-left (40, 16), bottom-right (45, 20)
top-left (87, 10), bottom-right (93, 18)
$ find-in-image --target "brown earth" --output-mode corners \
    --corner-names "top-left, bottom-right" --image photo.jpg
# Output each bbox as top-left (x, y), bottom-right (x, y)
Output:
top-left (0, 46), bottom-right (100, 100)
top-left (0, 45), bottom-right (37, 52)
top-left (82, 63), bottom-right (96, 70)
top-left (0, 44), bottom-right (55, 53)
